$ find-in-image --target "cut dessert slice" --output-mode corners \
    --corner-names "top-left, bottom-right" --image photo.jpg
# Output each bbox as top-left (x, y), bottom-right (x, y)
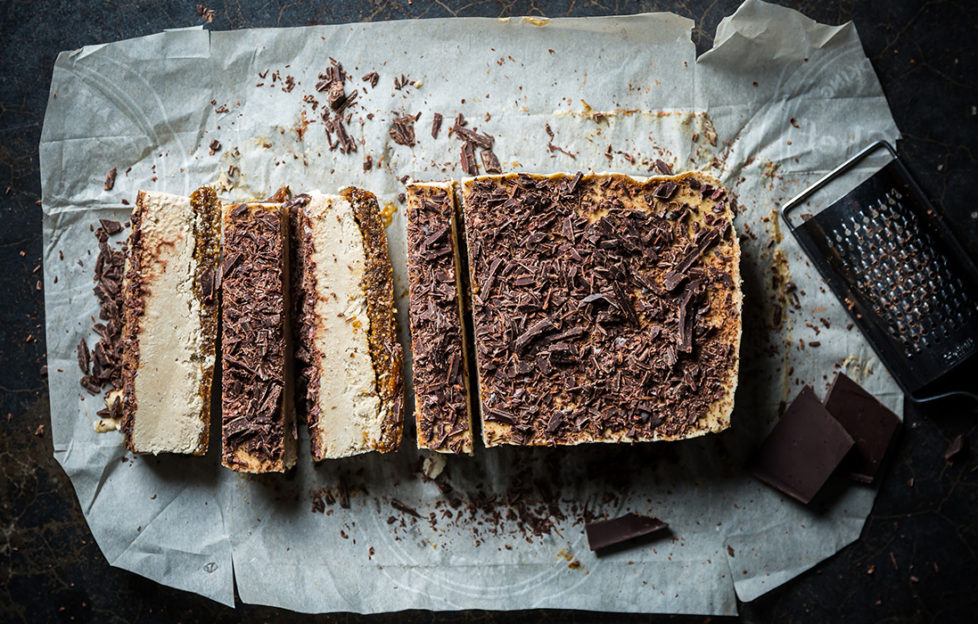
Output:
top-left (461, 172), bottom-right (742, 447)
top-left (120, 187), bottom-right (220, 455)
top-left (405, 181), bottom-right (474, 454)
top-left (290, 188), bottom-right (403, 460)
top-left (221, 201), bottom-right (296, 472)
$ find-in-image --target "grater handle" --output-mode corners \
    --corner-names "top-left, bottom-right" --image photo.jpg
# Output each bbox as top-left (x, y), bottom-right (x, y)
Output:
top-left (910, 390), bottom-right (978, 405)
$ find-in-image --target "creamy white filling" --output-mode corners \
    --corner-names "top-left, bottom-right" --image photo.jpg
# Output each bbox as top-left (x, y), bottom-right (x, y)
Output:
top-left (130, 191), bottom-right (209, 454)
top-left (305, 193), bottom-right (384, 458)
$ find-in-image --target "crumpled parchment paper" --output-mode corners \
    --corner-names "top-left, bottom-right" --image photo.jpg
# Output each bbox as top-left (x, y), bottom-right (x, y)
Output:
top-left (41, 0), bottom-right (901, 614)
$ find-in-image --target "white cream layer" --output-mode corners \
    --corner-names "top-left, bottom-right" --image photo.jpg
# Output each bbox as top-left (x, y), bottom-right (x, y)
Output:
top-left (305, 192), bottom-right (384, 458)
top-left (130, 191), bottom-right (209, 454)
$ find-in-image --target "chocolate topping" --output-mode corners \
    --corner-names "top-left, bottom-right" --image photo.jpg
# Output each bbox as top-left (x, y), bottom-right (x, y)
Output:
top-left (83, 218), bottom-right (127, 397)
top-left (462, 173), bottom-right (741, 446)
top-left (221, 203), bottom-right (293, 470)
top-left (405, 184), bottom-right (471, 453)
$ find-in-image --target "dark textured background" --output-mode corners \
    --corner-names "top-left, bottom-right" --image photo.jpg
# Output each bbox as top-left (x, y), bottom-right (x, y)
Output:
top-left (2, 1), bottom-right (977, 622)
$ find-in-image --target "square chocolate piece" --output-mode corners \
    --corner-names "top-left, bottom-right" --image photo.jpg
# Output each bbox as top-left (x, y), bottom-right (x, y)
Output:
top-left (748, 386), bottom-right (855, 504)
top-left (823, 373), bottom-right (901, 484)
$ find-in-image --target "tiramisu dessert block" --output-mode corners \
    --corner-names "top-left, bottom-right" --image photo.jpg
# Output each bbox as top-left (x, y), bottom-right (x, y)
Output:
top-left (221, 201), bottom-right (296, 473)
top-left (290, 187), bottom-right (403, 460)
top-left (461, 172), bottom-right (742, 447)
top-left (121, 187), bottom-right (221, 455)
top-left (405, 181), bottom-right (473, 454)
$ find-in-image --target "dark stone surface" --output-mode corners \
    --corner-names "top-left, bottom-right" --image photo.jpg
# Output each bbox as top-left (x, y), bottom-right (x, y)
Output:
top-left (2, 1), bottom-right (977, 622)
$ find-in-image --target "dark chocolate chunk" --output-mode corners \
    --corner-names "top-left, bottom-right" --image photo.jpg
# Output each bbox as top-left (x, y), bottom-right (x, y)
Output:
top-left (99, 219), bottom-right (123, 235)
top-left (480, 149), bottom-right (502, 174)
top-left (652, 180), bottom-right (678, 200)
top-left (748, 386), bottom-right (855, 504)
top-left (77, 338), bottom-right (91, 374)
top-left (822, 373), bottom-right (901, 483)
top-left (361, 71), bottom-right (379, 88)
top-left (453, 125), bottom-right (494, 149)
top-left (431, 112), bottom-right (443, 139)
top-left (104, 168), bottom-right (117, 191)
top-left (460, 142), bottom-right (478, 175)
top-left (653, 159), bottom-right (673, 175)
top-left (391, 498), bottom-right (421, 518)
top-left (585, 512), bottom-right (668, 551)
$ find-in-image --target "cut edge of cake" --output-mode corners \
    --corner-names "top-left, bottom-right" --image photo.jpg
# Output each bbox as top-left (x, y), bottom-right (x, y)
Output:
top-left (341, 187), bottom-right (404, 455)
top-left (120, 187), bottom-right (221, 456)
top-left (291, 189), bottom-right (403, 461)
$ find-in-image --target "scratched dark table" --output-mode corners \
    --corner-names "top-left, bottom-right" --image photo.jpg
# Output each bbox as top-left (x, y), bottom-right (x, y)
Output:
top-left (3, 1), bottom-right (977, 622)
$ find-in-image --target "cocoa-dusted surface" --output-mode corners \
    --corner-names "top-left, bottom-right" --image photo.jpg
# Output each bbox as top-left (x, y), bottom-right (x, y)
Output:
top-left (405, 183), bottom-right (471, 454)
top-left (221, 203), bottom-right (293, 470)
top-left (9, 2), bottom-right (978, 622)
top-left (462, 173), bottom-right (741, 447)
top-left (341, 187), bottom-right (404, 453)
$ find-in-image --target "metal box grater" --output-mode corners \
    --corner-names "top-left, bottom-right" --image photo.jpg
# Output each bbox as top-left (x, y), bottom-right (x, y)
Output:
top-left (780, 141), bottom-right (978, 403)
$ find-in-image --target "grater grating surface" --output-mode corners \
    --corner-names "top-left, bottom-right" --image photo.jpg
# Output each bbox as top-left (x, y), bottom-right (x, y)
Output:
top-left (781, 141), bottom-right (978, 402)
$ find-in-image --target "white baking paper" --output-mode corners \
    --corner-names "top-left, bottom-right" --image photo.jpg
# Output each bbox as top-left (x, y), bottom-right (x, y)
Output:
top-left (41, 0), bottom-right (902, 614)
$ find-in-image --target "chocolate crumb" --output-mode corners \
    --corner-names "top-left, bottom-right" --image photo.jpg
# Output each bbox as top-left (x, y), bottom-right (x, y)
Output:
top-left (391, 498), bottom-right (421, 518)
top-left (103, 168), bottom-right (117, 191)
top-left (653, 159), bottom-right (674, 175)
top-left (480, 149), bottom-right (502, 174)
top-left (208, 139), bottom-right (221, 155)
top-left (431, 112), bottom-right (443, 139)
top-left (77, 338), bottom-right (91, 374)
top-left (460, 142), bottom-right (478, 175)
top-left (361, 71), bottom-right (379, 88)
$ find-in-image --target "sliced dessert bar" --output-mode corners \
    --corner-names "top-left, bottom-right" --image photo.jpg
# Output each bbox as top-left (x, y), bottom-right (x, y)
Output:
top-left (291, 188), bottom-right (403, 460)
top-left (405, 181), bottom-right (473, 454)
top-left (120, 187), bottom-right (220, 455)
top-left (221, 201), bottom-right (296, 472)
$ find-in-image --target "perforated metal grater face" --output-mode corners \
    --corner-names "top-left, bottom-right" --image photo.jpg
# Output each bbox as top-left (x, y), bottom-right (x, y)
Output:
top-left (782, 141), bottom-right (978, 401)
